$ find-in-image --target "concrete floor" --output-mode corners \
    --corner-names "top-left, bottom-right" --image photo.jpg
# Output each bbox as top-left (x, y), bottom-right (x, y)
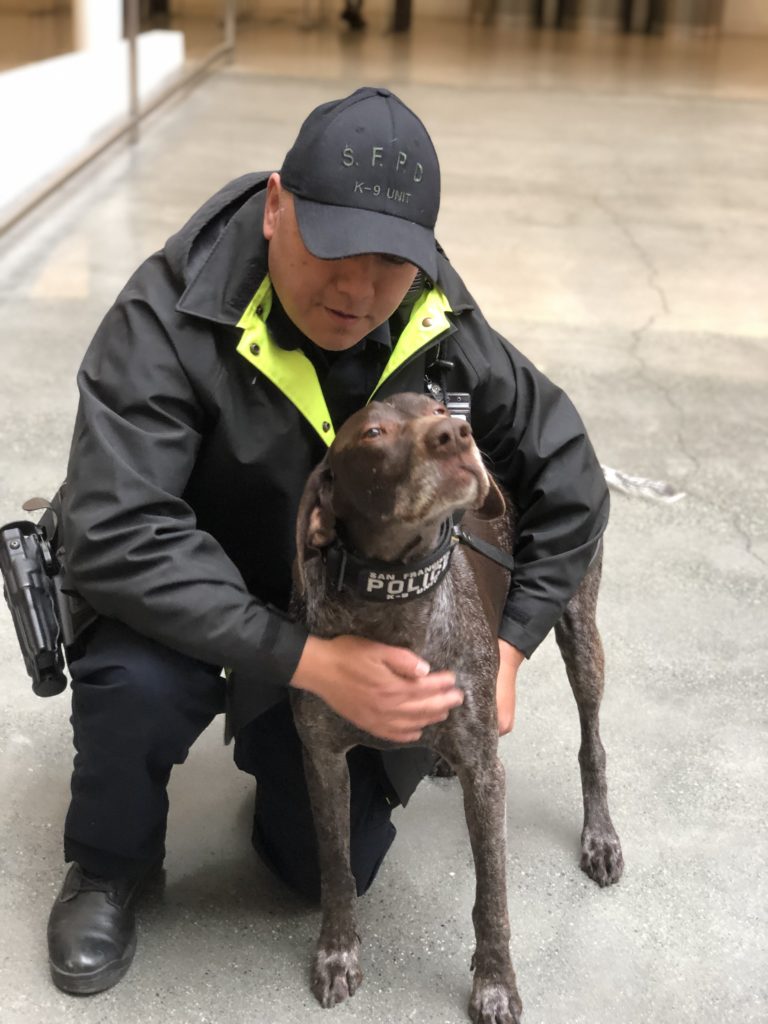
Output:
top-left (0, 18), bottom-right (766, 1024)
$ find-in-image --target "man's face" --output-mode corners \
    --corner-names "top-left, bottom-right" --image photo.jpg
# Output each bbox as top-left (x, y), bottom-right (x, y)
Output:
top-left (263, 174), bottom-right (419, 351)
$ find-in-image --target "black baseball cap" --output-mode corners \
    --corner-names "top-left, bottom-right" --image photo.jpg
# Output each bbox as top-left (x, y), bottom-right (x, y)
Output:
top-left (280, 87), bottom-right (440, 280)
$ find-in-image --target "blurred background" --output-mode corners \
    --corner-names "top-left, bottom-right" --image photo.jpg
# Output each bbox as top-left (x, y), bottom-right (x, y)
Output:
top-left (1, 1), bottom-right (767, 227)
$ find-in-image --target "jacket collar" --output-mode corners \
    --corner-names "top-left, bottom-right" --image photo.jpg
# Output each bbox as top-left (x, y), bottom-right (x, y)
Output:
top-left (434, 246), bottom-right (476, 316)
top-left (175, 186), bottom-right (271, 327)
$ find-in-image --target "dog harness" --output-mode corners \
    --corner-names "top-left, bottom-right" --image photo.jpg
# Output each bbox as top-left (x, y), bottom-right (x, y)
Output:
top-left (323, 519), bottom-right (515, 603)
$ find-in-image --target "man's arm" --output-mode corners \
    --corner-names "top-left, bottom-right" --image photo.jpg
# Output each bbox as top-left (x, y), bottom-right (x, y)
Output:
top-left (471, 331), bottom-right (609, 658)
top-left (63, 261), bottom-right (307, 683)
top-left (496, 639), bottom-right (523, 735)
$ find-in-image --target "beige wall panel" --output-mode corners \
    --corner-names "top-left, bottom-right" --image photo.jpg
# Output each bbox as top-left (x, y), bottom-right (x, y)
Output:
top-left (722, 0), bottom-right (768, 34)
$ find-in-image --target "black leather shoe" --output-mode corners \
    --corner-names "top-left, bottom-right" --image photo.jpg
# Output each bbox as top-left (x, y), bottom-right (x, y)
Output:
top-left (47, 862), bottom-right (155, 994)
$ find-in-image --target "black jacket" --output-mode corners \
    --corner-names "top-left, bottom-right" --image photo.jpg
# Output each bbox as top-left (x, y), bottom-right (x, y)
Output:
top-left (63, 173), bottom-right (608, 773)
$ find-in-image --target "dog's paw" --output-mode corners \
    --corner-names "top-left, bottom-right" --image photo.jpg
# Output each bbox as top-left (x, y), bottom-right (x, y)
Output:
top-left (469, 976), bottom-right (523, 1024)
top-left (311, 943), bottom-right (363, 1008)
top-left (580, 824), bottom-right (624, 887)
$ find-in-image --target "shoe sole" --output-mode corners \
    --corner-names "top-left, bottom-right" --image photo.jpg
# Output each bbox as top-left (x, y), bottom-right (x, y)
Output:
top-left (49, 933), bottom-right (137, 995)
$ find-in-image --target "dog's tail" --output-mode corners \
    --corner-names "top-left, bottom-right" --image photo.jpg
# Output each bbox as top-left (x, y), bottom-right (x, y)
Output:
top-left (601, 465), bottom-right (686, 504)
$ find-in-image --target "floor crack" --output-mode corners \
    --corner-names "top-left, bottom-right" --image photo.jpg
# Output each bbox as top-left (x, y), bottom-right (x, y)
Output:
top-left (625, 316), bottom-right (702, 481)
top-left (593, 196), bottom-right (671, 317)
top-left (731, 512), bottom-right (768, 568)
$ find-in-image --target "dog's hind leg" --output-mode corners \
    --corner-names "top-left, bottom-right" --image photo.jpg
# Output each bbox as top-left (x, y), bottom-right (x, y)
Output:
top-left (554, 550), bottom-right (624, 886)
top-left (439, 739), bottom-right (522, 1024)
top-left (300, 741), bottom-right (363, 1008)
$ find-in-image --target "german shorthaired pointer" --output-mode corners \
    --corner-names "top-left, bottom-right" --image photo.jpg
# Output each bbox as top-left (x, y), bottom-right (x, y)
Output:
top-left (291, 392), bottom-right (623, 1023)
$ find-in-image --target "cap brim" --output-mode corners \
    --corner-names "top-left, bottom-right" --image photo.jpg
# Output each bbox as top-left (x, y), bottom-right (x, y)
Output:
top-left (293, 196), bottom-right (438, 282)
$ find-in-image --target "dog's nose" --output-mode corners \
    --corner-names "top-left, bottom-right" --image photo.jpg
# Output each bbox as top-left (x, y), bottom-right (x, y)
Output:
top-left (424, 416), bottom-right (472, 457)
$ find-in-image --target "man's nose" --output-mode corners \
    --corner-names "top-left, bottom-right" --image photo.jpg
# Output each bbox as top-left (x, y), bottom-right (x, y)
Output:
top-left (332, 255), bottom-right (376, 301)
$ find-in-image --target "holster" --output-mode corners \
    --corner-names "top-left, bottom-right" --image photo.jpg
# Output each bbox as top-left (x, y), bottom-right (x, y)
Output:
top-left (0, 484), bottom-right (98, 696)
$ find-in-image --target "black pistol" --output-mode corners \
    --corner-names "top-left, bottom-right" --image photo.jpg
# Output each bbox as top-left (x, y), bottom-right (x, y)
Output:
top-left (0, 519), bottom-right (67, 696)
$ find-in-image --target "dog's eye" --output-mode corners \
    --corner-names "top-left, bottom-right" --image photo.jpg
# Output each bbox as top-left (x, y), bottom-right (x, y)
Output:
top-left (362, 426), bottom-right (383, 439)
top-left (434, 406), bottom-right (447, 416)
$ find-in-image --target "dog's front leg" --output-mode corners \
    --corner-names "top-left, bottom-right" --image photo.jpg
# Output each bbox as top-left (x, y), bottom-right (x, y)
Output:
top-left (453, 752), bottom-right (522, 1024)
top-left (301, 742), bottom-right (363, 1008)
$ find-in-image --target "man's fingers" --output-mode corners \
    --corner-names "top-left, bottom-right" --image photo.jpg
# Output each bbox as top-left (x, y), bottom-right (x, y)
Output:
top-left (385, 729), bottom-right (425, 744)
top-left (294, 636), bottom-right (464, 742)
top-left (395, 670), bottom-right (457, 694)
top-left (380, 645), bottom-right (432, 679)
top-left (396, 690), bottom-right (464, 724)
top-left (365, 688), bottom-right (464, 741)
top-left (358, 639), bottom-right (457, 688)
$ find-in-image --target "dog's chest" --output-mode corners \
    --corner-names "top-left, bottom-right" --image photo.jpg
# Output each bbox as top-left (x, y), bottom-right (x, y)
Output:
top-left (293, 552), bottom-right (502, 753)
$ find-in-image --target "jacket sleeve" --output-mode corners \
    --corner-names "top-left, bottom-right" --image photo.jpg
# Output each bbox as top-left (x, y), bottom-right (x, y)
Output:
top-left (62, 263), bottom-right (308, 684)
top-left (470, 331), bottom-right (609, 657)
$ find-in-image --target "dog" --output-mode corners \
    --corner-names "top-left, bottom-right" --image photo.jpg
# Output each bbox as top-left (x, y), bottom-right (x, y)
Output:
top-left (290, 392), bottom-right (623, 1023)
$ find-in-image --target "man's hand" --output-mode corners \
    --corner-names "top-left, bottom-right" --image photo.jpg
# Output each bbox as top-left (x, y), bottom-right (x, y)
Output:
top-left (290, 635), bottom-right (464, 744)
top-left (497, 639), bottom-right (524, 735)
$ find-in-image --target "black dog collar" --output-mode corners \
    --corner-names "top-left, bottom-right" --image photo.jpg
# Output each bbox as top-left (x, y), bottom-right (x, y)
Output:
top-left (324, 519), bottom-right (455, 603)
top-left (323, 519), bottom-right (514, 603)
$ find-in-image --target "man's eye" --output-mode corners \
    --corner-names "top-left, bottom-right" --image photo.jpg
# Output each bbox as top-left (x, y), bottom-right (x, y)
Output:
top-left (381, 255), bottom-right (407, 266)
top-left (362, 426), bottom-right (383, 439)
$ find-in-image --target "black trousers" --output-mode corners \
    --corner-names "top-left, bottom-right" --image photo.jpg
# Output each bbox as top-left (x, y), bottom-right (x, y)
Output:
top-left (64, 619), bottom-right (396, 899)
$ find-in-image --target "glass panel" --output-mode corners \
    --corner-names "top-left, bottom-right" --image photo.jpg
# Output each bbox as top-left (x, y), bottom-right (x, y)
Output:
top-left (0, 1), bottom-right (233, 226)
top-left (0, 5), bottom-right (74, 72)
top-left (158, 0), bottom-right (224, 65)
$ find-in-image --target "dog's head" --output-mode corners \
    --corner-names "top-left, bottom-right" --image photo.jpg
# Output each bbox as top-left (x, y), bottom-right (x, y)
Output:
top-left (295, 393), bottom-right (504, 585)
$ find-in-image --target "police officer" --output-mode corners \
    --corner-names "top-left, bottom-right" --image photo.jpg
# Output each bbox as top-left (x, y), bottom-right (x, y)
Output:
top-left (47, 87), bottom-right (609, 994)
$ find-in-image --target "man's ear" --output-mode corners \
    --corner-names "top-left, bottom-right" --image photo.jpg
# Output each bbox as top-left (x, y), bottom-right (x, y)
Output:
top-left (294, 458), bottom-right (336, 593)
top-left (474, 472), bottom-right (506, 521)
top-left (262, 172), bottom-right (281, 242)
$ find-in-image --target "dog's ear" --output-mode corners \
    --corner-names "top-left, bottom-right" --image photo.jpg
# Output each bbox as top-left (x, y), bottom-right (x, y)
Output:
top-left (294, 459), bottom-right (336, 594)
top-left (297, 460), bottom-right (336, 550)
top-left (474, 472), bottom-right (506, 521)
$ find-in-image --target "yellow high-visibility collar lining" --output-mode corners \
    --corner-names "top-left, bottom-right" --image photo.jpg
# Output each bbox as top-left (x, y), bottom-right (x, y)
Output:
top-left (236, 275), bottom-right (453, 446)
